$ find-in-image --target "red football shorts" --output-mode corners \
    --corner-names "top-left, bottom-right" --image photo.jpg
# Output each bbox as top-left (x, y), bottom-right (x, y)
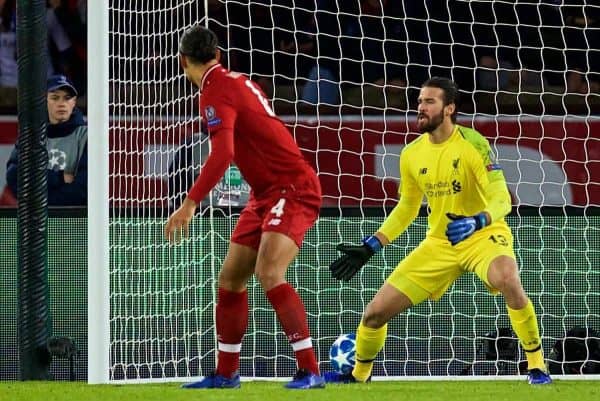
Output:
top-left (231, 177), bottom-right (321, 250)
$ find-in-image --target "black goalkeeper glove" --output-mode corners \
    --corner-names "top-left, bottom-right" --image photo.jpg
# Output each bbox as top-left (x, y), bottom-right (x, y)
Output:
top-left (329, 236), bottom-right (383, 281)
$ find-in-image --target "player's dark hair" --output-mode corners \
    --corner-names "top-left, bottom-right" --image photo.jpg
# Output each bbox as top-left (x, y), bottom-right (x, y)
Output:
top-left (422, 77), bottom-right (459, 122)
top-left (179, 25), bottom-right (219, 64)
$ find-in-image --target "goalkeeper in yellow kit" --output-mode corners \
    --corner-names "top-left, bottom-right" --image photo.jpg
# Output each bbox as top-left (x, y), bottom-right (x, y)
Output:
top-left (325, 77), bottom-right (552, 385)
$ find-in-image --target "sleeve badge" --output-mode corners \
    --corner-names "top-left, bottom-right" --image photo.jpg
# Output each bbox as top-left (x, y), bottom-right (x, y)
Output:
top-left (205, 105), bottom-right (222, 127)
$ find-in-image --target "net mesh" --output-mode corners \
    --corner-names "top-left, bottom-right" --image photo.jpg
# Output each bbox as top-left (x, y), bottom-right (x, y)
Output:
top-left (106, 0), bottom-right (600, 380)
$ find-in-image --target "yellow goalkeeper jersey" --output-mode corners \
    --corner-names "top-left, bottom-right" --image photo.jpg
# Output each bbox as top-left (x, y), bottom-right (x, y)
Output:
top-left (379, 124), bottom-right (511, 241)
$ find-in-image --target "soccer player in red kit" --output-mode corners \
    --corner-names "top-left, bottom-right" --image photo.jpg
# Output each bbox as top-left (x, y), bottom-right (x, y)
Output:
top-left (163, 26), bottom-right (324, 389)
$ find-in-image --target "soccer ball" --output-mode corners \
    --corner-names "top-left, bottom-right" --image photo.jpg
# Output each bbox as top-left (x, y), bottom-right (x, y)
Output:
top-left (329, 333), bottom-right (356, 374)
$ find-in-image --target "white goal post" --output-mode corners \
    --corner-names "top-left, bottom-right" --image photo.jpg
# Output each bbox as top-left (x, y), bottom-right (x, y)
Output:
top-left (87, 0), bottom-right (110, 385)
top-left (87, 1), bottom-right (600, 383)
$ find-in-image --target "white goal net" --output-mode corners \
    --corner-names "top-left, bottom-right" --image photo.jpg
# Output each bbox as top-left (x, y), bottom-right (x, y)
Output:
top-left (90, 0), bottom-right (600, 382)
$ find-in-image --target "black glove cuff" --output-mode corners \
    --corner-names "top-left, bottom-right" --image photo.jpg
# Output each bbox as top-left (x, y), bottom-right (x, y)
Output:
top-left (474, 213), bottom-right (488, 230)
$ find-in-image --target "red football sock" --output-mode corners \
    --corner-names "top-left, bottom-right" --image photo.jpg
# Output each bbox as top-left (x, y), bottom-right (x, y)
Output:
top-left (266, 283), bottom-right (319, 375)
top-left (215, 287), bottom-right (248, 378)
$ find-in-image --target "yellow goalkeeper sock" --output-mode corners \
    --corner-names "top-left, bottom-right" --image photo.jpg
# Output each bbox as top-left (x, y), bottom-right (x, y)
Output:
top-left (507, 299), bottom-right (546, 371)
top-left (352, 321), bottom-right (387, 382)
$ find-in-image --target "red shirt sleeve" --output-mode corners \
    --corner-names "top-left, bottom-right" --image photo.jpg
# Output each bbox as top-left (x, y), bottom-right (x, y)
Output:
top-left (187, 86), bottom-right (238, 204)
top-left (187, 128), bottom-right (234, 204)
top-left (201, 87), bottom-right (237, 134)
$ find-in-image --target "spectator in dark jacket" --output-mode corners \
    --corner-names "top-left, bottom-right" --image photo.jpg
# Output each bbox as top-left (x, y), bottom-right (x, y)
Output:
top-left (6, 74), bottom-right (87, 206)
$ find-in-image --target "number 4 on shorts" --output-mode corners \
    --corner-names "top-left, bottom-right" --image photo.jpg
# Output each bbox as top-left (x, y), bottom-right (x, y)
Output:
top-left (270, 198), bottom-right (286, 217)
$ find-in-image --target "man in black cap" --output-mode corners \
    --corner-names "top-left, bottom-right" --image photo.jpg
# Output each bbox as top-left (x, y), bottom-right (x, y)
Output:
top-left (6, 74), bottom-right (87, 205)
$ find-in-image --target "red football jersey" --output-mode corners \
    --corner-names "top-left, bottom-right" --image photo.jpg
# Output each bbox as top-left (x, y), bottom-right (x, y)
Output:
top-left (191, 64), bottom-right (317, 201)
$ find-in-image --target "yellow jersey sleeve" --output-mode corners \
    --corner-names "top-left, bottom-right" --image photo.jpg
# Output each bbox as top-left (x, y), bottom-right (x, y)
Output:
top-left (462, 128), bottom-right (511, 223)
top-left (378, 147), bottom-right (423, 242)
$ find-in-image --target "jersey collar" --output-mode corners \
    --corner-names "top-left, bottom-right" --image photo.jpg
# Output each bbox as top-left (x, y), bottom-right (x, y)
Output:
top-left (200, 63), bottom-right (222, 91)
top-left (426, 124), bottom-right (459, 146)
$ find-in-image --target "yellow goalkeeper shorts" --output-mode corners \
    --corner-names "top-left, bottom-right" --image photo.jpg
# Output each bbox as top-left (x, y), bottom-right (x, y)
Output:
top-left (386, 225), bottom-right (515, 305)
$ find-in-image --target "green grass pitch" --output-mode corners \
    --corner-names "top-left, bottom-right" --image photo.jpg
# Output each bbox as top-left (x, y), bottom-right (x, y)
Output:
top-left (1, 380), bottom-right (599, 401)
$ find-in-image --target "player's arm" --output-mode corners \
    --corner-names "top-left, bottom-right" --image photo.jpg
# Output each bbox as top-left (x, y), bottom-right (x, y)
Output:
top-left (446, 138), bottom-right (511, 245)
top-left (186, 128), bottom-right (234, 204)
top-left (374, 148), bottom-right (424, 243)
top-left (164, 93), bottom-right (237, 243)
top-left (481, 173), bottom-right (511, 223)
top-left (164, 129), bottom-right (234, 243)
top-left (330, 149), bottom-right (423, 281)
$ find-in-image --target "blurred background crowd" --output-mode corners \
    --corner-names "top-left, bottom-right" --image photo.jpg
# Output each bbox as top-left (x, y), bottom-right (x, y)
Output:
top-left (0, 0), bottom-right (86, 110)
top-left (212, 0), bottom-right (600, 104)
top-left (0, 0), bottom-right (598, 115)
top-left (0, 0), bottom-right (598, 207)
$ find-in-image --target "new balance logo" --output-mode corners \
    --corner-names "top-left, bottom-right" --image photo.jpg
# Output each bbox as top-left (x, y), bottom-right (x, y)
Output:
top-left (268, 218), bottom-right (281, 226)
top-left (452, 180), bottom-right (462, 194)
top-left (419, 167), bottom-right (428, 175)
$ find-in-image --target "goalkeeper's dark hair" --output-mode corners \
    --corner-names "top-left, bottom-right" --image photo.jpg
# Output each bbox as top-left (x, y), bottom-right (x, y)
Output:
top-left (422, 77), bottom-right (459, 122)
top-left (179, 25), bottom-right (219, 64)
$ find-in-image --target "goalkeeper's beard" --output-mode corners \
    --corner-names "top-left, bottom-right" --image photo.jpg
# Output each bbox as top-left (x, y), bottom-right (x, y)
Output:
top-left (417, 110), bottom-right (444, 134)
